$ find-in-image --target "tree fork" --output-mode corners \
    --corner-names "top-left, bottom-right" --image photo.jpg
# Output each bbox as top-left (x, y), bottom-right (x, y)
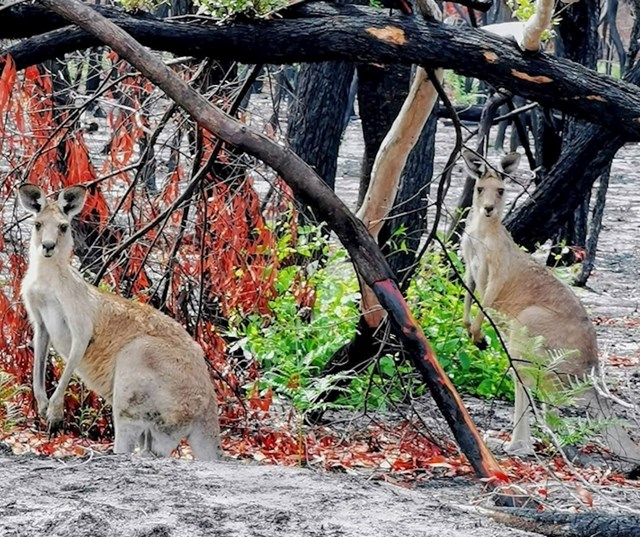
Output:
top-left (36, 0), bottom-right (515, 496)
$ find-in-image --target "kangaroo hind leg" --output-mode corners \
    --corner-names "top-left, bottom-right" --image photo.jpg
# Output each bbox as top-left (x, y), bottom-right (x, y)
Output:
top-left (504, 322), bottom-right (538, 457)
top-left (188, 411), bottom-right (221, 461)
top-left (113, 419), bottom-right (144, 455)
top-left (143, 428), bottom-right (182, 458)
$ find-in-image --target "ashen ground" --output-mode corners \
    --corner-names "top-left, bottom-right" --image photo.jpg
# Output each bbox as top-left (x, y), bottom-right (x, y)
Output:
top-left (0, 452), bottom-right (538, 537)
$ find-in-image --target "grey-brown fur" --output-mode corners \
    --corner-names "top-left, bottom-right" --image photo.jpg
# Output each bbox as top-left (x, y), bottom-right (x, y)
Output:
top-left (460, 151), bottom-right (640, 466)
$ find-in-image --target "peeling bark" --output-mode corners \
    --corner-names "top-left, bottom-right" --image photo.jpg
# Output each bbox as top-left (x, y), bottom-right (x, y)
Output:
top-left (356, 0), bottom-right (443, 327)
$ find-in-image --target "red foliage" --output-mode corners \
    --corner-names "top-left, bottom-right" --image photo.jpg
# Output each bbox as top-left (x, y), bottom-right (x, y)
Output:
top-left (0, 56), bottom-right (284, 441)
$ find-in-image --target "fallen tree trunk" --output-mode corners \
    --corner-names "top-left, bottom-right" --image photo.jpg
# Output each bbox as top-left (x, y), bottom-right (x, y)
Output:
top-left (36, 0), bottom-right (515, 498)
top-left (466, 507), bottom-right (640, 537)
top-left (6, 3), bottom-right (640, 140)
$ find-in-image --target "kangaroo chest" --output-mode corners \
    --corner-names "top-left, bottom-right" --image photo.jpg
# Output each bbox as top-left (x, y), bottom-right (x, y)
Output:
top-left (24, 285), bottom-right (73, 359)
top-left (463, 225), bottom-right (493, 276)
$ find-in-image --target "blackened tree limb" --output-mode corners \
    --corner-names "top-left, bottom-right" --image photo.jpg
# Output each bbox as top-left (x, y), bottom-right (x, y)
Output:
top-left (504, 61), bottom-right (640, 249)
top-left (37, 0), bottom-right (515, 491)
top-left (574, 164), bottom-right (610, 286)
top-left (0, 3), bottom-right (158, 38)
top-left (470, 506), bottom-right (640, 537)
top-left (505, 124), bottom-right (623, 250)
top-left (6, 3), bottom-right (640, 140)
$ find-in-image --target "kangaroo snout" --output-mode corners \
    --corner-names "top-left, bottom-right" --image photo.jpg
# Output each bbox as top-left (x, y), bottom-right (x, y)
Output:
top-left (41, 241), bottom-right (56, 257)
top-left (483, 205), bottom-right (495, 217)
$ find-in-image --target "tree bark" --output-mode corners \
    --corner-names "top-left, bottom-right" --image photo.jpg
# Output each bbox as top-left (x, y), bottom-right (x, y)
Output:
top-left (6, 3), bottom-right (640, 141)
top-left (357, 63), bottom-right (411, 207)
top-left (287, 61), bottom-right (355, 193)
top-left (474, 507), bottom-right (640, 537)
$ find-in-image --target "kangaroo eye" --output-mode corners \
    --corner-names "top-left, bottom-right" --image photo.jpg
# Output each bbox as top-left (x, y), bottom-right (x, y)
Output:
top-left (35, 222), bottom-right (42, 231)
top-left (497, 189), bottom-right (505, 196)
top-left (59, 224), bottom-right (69, 233)
top-left (476, 187), bottom-right (484, 194)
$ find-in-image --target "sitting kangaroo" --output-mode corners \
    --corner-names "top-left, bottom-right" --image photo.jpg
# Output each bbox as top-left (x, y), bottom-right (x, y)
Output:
top-left (19, 184), bottom-right (221, 460)
top-left (461, 150), bottom-right (640, 467)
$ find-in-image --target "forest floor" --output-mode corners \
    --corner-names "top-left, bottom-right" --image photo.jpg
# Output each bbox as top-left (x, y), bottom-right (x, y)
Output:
top-left (0, 451), bottom-right (539, 537)
top-left (2, 108), bottom-right (640, 536)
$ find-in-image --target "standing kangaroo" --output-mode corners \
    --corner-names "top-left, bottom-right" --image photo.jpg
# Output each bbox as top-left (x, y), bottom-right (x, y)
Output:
top-left (19, 184), bottom-right (221, 460)
top-left (461, 151), bottom-right (640, 467)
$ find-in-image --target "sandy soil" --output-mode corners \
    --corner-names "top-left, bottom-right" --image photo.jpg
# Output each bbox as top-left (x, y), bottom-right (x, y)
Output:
top-left (0, 453), bottom-right (540, 537)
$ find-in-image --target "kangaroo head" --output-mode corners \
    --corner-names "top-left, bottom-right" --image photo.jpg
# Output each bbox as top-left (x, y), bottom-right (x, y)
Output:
top-left (462, 150), bottom-right (521, 219)
top-left (18, 184), bottom-right (87, 260)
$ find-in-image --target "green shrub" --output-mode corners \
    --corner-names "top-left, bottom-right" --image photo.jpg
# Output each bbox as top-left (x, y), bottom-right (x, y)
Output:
top-left (0, 372), bottom-right (25, 431)
top-left (443, 71), bottom-right (480, 106)
top-left (194, 0), bottom-right (288, 19)
top-left (227, 226), bottom-right (360, 414)
top-left (407, 248), bottom-right (513, 399)
top-left (227, 228), bottom-right (515, 414)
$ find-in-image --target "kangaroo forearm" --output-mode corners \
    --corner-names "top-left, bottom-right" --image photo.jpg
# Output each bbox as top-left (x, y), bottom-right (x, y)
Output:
top-left (50, 342), bottom-right (87, 403)
top-left (471, 286), bottom-right (498, 333)
top-left (471, 310), bottom-right (485, 332)
top-left (32, 327), bottom-right (49, 399)
top-left (463, 277), bottom-right (475, 325)
top-left (463, 292), bottom-right (472, 325)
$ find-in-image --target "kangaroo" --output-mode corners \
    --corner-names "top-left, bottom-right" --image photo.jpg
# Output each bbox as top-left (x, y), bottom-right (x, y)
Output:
top-left (460, 150), bottom-right (640, 468)
top-left (18, 184), bottom-right (221, 460)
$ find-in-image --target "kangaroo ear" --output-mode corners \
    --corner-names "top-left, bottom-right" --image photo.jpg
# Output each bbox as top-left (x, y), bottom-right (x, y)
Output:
top-left (501, 152), bottom-right (521, 175)
top-left (462, 149), bottom-right (485, 180)
top-left (18, 184), bottom-right (46, 215)
top-left (57, 185), bottom-right (87, 218)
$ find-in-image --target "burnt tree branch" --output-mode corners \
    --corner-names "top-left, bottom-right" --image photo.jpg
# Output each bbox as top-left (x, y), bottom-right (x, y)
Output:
top-left (474, 506), bottom-right (640, 537)
top-left (5, 3), bottom-right (640, 140)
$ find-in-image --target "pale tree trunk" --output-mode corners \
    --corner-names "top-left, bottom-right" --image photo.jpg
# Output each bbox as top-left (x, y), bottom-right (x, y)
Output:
top-left (355, 0), bottom-right (443, 327)
top-left (521, 0), bottom-right (555, 51)
top-left (482, 0), bottom-right (566, 52)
